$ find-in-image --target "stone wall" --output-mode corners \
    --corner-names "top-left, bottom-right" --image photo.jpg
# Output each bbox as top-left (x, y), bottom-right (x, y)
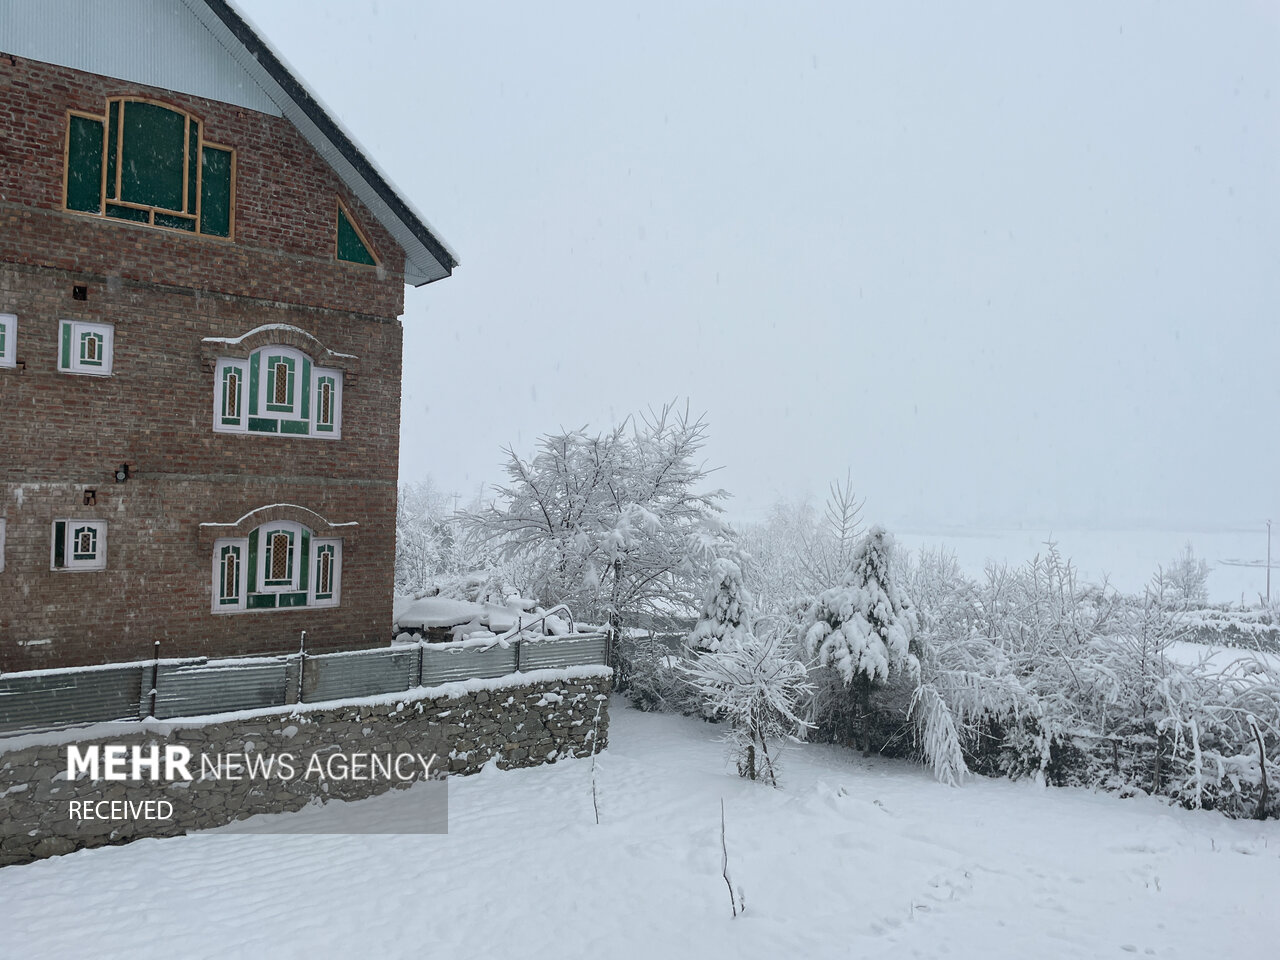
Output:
top-left (0, 668), bottom-right (611, 868)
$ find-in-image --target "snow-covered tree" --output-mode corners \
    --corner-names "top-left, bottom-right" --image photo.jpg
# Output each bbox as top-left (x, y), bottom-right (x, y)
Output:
top-left (689, 558), bottom-right (753, 654)
top-left (464, 402), bottom-right (732, 680)
top-left (682, 625), bottom-right (813, 785)
top-left (1162, 542), bottom-right (1211, 609)
top-left (802, 526), bottom-right (917, 754)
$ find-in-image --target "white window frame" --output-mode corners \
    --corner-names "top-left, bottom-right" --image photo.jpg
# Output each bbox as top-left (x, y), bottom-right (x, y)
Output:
top-left (312, 367), bottom-right (343, 438)
top-left (59, 320), bottom-right (114, 376)
top-left (213, 358), bottom-right (248, 434)
top-left (257, 520), bottom-right (304, 595)
top-left (212, 526), bottom-right (343, 614)
top-left (0, 313), bottom-right (15, 368)
top-left (212, 347), bottom-right (342, 439)
top-left (309, 538), bottom-right (342, 608)
top-left (51, 519), bottom-right (108, 571)
top-left (211, 537), bottom-right (249, 613)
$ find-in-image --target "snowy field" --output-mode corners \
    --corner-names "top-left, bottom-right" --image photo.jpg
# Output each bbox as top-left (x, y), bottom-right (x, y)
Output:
top-left (2, 702), bottom-right (1277, 960)
top-left (896, 526), bottom-right (1275, 605)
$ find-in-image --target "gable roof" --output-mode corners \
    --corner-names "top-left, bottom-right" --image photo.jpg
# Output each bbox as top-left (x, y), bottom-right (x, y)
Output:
top-left (0, 0), bottom-right (456, 286)
top-left (192, 1), bottom-right (457, 286)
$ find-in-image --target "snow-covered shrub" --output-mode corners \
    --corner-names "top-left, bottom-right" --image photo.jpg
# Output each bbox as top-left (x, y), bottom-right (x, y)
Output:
top-left (801, 527), bottom-right (918, 755)
top-left (682, 624), bottom-right (813, 785)
top-left (622, 637), bottom-right (697, 714)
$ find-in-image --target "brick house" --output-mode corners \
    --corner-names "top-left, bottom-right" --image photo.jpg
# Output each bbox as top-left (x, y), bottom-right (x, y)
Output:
top-left (0, 1), bottom-right (456, 671)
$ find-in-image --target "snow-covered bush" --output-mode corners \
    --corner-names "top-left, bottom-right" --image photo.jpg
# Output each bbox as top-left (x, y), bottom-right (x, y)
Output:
top-left (896, 542), bottom-right (1280, 816)
top-left (682, 623), bottom-right (813, 785)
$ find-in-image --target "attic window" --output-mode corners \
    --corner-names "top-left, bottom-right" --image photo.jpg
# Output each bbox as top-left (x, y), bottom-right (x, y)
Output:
top-left (64, 99), bottom-right (235, 238)
top-left (336, 200), bottom-right (377, 266)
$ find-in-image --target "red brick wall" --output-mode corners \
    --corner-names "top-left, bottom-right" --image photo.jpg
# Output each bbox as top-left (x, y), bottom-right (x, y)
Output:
top-left (0, 54), bottom-right (406, 318)
top-left (0, 54), bottom-right (414, 671)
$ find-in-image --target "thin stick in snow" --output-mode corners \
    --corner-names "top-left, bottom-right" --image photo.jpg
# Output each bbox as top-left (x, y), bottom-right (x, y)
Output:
top-left (590, 699), bottom-right (603, 825)
top-left (720, 799), bottom-right (742, 918)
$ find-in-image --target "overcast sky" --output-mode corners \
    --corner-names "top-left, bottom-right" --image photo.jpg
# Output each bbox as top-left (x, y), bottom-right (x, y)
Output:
top-left (243, 0), bottom-right (1278, 531)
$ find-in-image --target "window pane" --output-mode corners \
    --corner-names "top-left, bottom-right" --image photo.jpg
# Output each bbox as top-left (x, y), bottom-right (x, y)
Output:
top-left (219, 544), bottom-right (241, 605)
top-left (200, 145), bottom-right (233, 237)
top-left (273, 363), bottom-right (288, 404)
top-left (106, 101), bottom-right (120, 200)
top-left (337, 206), bottom-right (376, 265)
top-left (154, 212), bottom-right (196, 232)
top-left (119, 101), bottom-right (186, 211)
top-left (66, 115), bottom-right (104, 213)
top-left (105, 203), bottom-right (150, 223)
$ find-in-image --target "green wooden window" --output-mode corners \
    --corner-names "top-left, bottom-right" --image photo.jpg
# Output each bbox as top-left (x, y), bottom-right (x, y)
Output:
top-left (59, 320), bottom-right (114, 376)
top-left (73, 525), bottom-right (98, 561)
top-left (79, 330), bottom-right (105, 367)
top-left (66, 114), bottom-right (105, 213)
top-left (217, 347), bottom-right (339, 439)
top-left (337, 204), bottom-right (377, 265)
top-left (218, 543), bottom-right (243, 607)
top-left (213, 526), bottom-right (339, 614)
top-left (52, 520), bottom-right (107, 571)
top-left (314, 544), bottom-right (335, 600)
top-left (315, 375), bottom-right (337, 432)
top-left (215, 523), bottom-right (337, 613)
top-left (265, 355), bottom-right (297, 413)
top-left (200, 146), bottom-right (233, 237)
top-left (263, 528), bottom-right (296, 587)
top-left (65, 99), bottom-right (234, 238)
top-left (219, 362), bottom-right (245, 427)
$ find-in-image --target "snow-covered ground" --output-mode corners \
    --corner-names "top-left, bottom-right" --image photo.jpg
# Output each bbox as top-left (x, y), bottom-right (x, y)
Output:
top-left (2, 702), bottom-right (1277, 959)
top-left (896, 526), bottom-right (1276, 605)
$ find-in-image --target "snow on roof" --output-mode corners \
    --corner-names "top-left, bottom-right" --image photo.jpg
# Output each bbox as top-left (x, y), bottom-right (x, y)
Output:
top-left (394, 596), bottom-right (578, 640)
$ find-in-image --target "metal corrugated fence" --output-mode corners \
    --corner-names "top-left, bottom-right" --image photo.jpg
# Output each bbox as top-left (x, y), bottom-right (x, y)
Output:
top-left (0, 634), bottom-right (610, 735)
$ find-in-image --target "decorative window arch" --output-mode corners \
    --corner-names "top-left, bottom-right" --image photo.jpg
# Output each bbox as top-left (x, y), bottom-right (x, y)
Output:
top-left (212, 519), bottom-right (342, 613)
top-left (213, 344), bottom-right (343, 439)
top-left (64, 97), bottom-right (235, 238)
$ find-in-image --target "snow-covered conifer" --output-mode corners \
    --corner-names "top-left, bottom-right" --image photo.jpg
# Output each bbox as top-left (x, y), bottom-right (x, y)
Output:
top-left (689, 558), bottom-right (753, 654)
top-left (802, 526), bottom-right (916, 753)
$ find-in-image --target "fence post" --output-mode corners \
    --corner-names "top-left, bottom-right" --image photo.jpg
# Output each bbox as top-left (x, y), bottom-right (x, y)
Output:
top-left (148, 640), bottom-right (160, 719)
top-left (515, 637), bottom-right (523, 673)
top-left (296, 631), bottom-right (307, 704)
top-left (416, 640), bottom-right (425, 688)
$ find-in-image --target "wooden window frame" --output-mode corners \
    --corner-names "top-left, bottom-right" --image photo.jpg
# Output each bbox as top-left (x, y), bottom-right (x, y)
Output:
top-left (62, 99), bottom-right (236, 241)
top-left (335, 197), bottom-right (380, 267)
